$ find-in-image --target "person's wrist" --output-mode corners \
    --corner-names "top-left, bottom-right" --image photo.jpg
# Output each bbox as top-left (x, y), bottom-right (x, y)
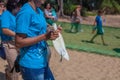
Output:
top-left (42, 34), bottom-right (48, 41)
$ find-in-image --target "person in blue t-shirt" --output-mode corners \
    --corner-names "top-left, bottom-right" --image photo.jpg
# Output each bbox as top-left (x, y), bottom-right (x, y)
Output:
top-left (15, 0), bottom-right (61, 80)
top-left (1, 0), bottom-right (27, 80)
top-left (90, 10), bottom-right (107, 45)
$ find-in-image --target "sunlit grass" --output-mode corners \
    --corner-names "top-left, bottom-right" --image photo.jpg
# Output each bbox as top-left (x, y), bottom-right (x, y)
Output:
top-left (48, 22), bottom-right (120, 57)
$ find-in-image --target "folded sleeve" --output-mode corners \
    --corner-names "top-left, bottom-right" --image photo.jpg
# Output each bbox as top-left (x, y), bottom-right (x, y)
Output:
top-left (1, 11), bottom-right (10, 28)
top-left (16, 12), bottom-right (31, 35)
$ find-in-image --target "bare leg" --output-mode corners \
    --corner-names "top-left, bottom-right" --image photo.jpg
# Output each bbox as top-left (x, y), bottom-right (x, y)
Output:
top-left (74, 23), bottom-right (79, 32)
top-left (70, 23), bottom-right (74, 32)
top-left (101, 35), bottom-right (106, 45)
top-left (77, 24), bottom-right (81, 32)
top-left (90, 34), bottom-right (98, 42)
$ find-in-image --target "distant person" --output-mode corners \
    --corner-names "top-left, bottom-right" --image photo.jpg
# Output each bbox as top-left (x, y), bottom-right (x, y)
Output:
top-left (70, 5), bottom-right (82, 33)
top-left (44, 3), bottom-right (57, 25)
top-left (90, 10), bottom-right (107, 45)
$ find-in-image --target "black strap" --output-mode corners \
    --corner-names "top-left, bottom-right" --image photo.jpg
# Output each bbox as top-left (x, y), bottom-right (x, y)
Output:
top-left (10, 55), bottom-right (20, 73)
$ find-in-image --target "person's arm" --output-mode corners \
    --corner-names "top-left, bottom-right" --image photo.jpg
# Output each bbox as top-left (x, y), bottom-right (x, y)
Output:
top-left (1, 11), bottom-right (15, 37)
top-left (45, 14), bottom-right (54, 19)
top-left (93, 16), bottom-right (98, 26)
top-left (15, 30), bottom-right (59, 48)
top-left (2, 28), bottom-right (15, 37)
top-left (44, 9), bottom-right (54, 19)
top-left (93, 20), bottom-right (96, 26)
top-left (92, 17), bottom-right (97, 34)
top-left (76, 9), bottom-right (80, 17)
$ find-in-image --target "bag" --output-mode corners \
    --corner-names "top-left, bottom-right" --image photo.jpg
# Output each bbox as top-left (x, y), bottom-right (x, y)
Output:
top-left (0, 42), bottom-right (6, 60)
top-left (47, 45), bottom-right (51, 62)
top-left (10, 55), bottom-right (20, 73)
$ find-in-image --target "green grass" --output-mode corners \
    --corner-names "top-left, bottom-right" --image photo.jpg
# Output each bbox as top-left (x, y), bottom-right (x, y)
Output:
top-left (48, 22), bottom-right (120, 57)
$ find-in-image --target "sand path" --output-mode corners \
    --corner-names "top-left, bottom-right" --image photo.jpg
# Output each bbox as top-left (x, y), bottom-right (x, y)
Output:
top-left (0, 47), bottom-right (120, 80)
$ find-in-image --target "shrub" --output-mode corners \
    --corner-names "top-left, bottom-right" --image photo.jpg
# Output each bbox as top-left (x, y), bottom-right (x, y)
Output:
top-left (81, 7), bottom-right (87, 17)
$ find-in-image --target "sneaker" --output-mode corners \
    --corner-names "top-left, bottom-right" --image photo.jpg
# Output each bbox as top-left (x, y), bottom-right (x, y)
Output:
top-left (80, 29), bottom-right (84, 32)
top-left (89, 40), bottom-right (94, 43)
top-left (70, 29), bottom-right (74, 33)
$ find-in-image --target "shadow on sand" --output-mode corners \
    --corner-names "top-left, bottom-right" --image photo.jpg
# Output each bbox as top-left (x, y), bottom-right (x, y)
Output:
top-left (81, 40), bottom-right (95, 44)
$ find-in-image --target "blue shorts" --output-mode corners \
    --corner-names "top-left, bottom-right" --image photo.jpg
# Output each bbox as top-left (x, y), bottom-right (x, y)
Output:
top-left (20, 65), bottom-right (55, 80)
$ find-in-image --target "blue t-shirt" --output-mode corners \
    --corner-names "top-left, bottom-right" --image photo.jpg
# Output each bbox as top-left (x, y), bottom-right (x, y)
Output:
top-left (16, 3), bottom-right (48, 69)
top-left (95, 15), bottom-right (102, 28)
top-left (95, 15), bottom-right (104, 33)
top-left (0, 10), bottom-right (16, 41)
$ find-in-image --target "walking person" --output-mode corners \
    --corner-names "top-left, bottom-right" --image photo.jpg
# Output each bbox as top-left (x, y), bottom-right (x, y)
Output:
top-left (70, 5), bottom-right (82, 33)
top-left (15, 0), bottom-right (61, 80)
top-left (90, 10), bottom-right (107, 45)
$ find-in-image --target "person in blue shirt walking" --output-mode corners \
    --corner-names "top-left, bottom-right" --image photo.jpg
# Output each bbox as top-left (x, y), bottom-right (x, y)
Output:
top-left (90, 10), bottom-right (107, 45)
top-left (15, 0), bottom-right (61, 80)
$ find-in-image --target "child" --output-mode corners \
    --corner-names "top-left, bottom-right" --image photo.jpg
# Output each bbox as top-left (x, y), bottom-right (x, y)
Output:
top-left (70, 5), bottom-right (82, 33)
top-left (90, 10), bottom-right (107, 45)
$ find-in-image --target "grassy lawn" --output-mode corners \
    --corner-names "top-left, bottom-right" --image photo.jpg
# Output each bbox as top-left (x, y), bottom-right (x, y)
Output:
top-left (48, 22), bottom-right (120, 57)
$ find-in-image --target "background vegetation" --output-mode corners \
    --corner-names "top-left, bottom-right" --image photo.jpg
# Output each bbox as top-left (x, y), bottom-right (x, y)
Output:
top-left (47, 0), bottom-right (120, 17)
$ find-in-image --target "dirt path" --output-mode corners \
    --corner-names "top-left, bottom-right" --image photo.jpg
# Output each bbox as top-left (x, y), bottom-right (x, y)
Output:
top-left (1, 47), bottom-right (120, 80)
top-left (58, 15), bottom-right (120, 28)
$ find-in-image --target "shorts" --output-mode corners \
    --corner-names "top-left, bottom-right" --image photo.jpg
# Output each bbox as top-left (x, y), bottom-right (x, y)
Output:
top-left (20, 65), bottom-right (55, 80)
top-left (2, 41), bottom-right (19, 80)
top-left (46, 19), bottom-right (54, 26)
top-left (97, 29), bottom-right (104, 35)
top-left (97, 28), bottom-right (104, 35)
top-left (3, 41), bottom-right (19, 69)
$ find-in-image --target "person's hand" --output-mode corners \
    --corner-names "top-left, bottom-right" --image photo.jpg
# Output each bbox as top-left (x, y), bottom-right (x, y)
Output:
top-left (51, 16), bottom-right (55, 20)
top-left (50, 30), bottom-right (59, 40)
top-left (45, 25), bottom-right (62, 40)
top-left (45, 30), bottom-right (59, 40)
top-left (57, 25), bottom-right (62, 33)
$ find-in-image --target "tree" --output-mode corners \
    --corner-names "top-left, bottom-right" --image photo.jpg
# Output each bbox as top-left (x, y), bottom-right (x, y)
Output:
top-left (57, 0), bottom-right (69, 18)
top-left (101, 0), bottom-right (120, 14)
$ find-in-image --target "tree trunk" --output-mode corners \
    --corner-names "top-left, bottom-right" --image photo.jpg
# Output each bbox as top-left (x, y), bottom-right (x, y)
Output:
top-left (57, 0), bottom-right (69, 18)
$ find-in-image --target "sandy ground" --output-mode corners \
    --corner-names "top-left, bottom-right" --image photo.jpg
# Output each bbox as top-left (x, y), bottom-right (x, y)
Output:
top-left (1, 47), bottom-right (120, 80)
top-left (58, 15), bottom-right (120, 28)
